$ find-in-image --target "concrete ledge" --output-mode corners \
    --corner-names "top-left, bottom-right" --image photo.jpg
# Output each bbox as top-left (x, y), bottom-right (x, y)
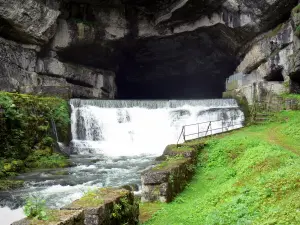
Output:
top-left (141, 142), bottom-right (204, 203)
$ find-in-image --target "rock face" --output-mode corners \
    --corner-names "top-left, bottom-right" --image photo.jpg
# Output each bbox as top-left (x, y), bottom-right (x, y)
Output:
top-left (224, 8), bottom-right (300, 104)
top-left (0, 0), bottom-right (299, 99)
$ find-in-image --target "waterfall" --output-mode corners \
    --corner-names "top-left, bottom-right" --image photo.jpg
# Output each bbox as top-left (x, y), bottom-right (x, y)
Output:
top-left (70, 99), bottom-right (244, 157)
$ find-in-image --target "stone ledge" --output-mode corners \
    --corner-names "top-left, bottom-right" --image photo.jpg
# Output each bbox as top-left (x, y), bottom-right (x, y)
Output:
top-left (12, 188), bottom-right (139, 225)
top-left (62, 188), bottom-right (138, 225)
top-left (12, 210), bottom-right (84, 225)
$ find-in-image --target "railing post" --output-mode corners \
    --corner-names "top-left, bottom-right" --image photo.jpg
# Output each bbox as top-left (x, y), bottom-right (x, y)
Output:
top-left (197, 124), bottom-right (199, 138)
top-left (222, 119), bottom-right (223, 132)
top-left (183, 126), bottom-right (186, 142)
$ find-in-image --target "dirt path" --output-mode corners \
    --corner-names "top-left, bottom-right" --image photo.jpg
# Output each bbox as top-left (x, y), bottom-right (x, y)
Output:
top-left (267, 127), bottom-right (300, 156)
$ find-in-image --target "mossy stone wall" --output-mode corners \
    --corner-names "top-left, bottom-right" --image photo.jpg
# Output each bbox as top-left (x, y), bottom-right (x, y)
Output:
top-left (141, 142), bottom-right (204, 203)
top-left (12, 188), bottom-right (139, 225)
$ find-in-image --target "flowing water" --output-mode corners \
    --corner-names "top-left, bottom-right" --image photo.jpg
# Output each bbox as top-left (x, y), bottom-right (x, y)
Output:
top-left (0, 99), bottom-right (244, 224)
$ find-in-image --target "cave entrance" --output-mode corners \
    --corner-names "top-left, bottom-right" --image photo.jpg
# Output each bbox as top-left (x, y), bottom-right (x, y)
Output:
top-left (116, 30), bottom-right (238, 99)
top-left (290, 71), bottom-right (300, 94)
top-left (264, 67), bottom-right (284, 82)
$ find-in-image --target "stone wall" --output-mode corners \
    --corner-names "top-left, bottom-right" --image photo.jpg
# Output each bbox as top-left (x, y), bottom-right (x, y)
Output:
top-left (12, 188), bottom-right (138, 225)
top-left (141, 143), bottom-right (204, 203)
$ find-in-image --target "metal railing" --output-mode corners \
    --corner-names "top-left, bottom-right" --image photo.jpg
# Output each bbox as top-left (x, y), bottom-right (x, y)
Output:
top-left (176, 118), bottom-right (243, 147)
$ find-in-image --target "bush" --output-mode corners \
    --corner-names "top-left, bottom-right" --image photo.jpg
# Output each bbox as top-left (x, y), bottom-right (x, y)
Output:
top-left (0, 92), bottom-right (70, 159)
top-left (24, 196), bottom-right (49, 220)
top-left (25, 150), bottom-right (69, 169)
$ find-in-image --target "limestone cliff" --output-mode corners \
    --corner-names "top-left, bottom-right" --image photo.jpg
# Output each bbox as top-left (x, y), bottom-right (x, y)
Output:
top-left (0, 0), bottom-right (299, 99)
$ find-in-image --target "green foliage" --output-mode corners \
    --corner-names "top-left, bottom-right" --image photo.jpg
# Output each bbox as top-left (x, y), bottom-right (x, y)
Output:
top-left (0, 92), bottom-right (70, 178)
top-left (25, 150), bottom-right (70, 169)
top-left (0, 179), bottom-right (24, 191)
top-left (76, 188), bottom-right (104, 207)
top-left (144, 111), bottom-right (300, 225)
top-left (23, 196), bottom-right (49, 220)
top-left (281, 93), bottom-right (300, 100)
top-left (295, 26), bottom-right (300, 38)
top-left (111, 196), bottom-right (138, 224)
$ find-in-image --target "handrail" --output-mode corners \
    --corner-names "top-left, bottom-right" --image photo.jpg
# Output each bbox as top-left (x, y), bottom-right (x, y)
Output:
top-left (176, 118), bottom-right (242, 147)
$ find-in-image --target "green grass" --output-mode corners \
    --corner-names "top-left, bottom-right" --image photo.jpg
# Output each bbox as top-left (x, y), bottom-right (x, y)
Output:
top-left (139, 203), bottom-right (164, 224)
top-left (144, 111), bottom-right (300, 225)
top-left (281, 93), bottom-right (300, 100)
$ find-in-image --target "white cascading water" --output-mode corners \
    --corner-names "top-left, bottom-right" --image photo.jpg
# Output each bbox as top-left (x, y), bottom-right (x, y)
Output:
top-left (1, 99), bottom-right (245, 225)
top-left (70, 99), bottom-right (244, 157)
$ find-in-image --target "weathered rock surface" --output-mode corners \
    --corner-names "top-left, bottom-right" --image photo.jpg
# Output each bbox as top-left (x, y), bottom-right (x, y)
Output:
top-left (0, 0), bottom-right (300, 99)
top-left (224, 7), bottom-right (300, 104)
top-left (0, 0), bottom-right (60, 44)
top-left (0, 36), bottom-right (116, 99)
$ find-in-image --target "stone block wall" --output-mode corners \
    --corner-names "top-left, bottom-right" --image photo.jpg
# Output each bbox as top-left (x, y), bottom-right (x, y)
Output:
top-left (141, 143), bottom-right (204, 203)
top-left (12, 188), bottom-right (138, 225)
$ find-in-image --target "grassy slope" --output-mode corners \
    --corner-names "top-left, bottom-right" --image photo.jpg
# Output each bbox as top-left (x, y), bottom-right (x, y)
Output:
top-left (144, 111), bottom-right (300, 225)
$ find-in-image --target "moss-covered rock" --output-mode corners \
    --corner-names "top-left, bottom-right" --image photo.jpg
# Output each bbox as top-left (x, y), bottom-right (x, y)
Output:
top-left (0, 179), bottom-right (24, 191)
top-left (62, 188), bottom-right (139, 225)
top-left (12, 210), bottom-right (84, 225)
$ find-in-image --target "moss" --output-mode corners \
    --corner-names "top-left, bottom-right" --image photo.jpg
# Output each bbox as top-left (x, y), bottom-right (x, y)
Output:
top-left (69, 188), bottom-right (129, 208)
top-left (292, 4), bottom-right (300, 14)
top-left (152, 156), bottom-right (188, 171)
top-left (26, 210), bottom-right (82, 225)
top-left (265, 23), bottom-right (283, 38)
top-left (167, 144), bottom-right (194, 152)
top-left (0, 179), bottom-right (24, 191)
top-left (72, 189), bottom-right (104, 208)
top-left (295, 26), bottom-right (300, 38)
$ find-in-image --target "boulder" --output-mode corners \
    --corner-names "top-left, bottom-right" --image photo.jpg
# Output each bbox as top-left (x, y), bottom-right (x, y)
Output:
top-left (0, 0), bottom-right (60, 44)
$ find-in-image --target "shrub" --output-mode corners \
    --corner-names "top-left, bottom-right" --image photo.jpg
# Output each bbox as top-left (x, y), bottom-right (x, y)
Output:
top-left (23, 196), bottom-right (49, 220)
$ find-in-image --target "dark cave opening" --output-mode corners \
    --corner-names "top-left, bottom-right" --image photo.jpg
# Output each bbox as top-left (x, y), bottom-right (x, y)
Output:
top-left (290, 72), bottom-right (300, 94)
top-left (264, 67), bottom-right (284, 82)
top-left (116, 29), bottom-right (239, 99)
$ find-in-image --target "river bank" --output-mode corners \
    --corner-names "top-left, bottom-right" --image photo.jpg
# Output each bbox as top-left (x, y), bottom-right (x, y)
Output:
top-left (142, 110), bottom-right (300, 224)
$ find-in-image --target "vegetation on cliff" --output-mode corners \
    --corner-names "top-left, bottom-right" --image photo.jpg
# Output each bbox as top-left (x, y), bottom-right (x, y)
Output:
top-left (0, 92), bottom-right (70, 185)
top-left (144, 110), bottom-right (300, 224)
